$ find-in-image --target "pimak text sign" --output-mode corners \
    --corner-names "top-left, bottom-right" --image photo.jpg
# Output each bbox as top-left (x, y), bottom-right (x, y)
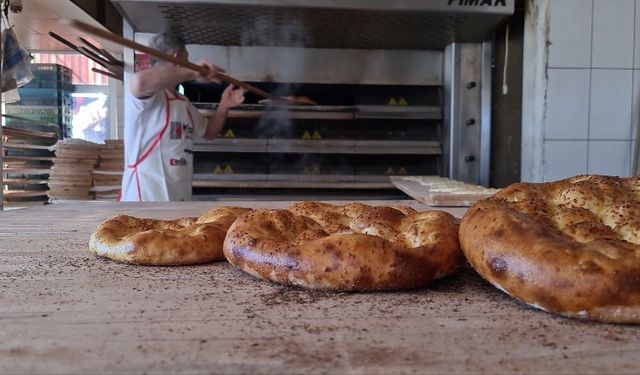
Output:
top-left (448, 0), bottom-right (507, 6)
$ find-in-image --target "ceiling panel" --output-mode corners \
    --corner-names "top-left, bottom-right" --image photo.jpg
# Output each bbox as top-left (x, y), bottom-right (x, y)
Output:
top-left (6, 0), bottom-right (122, 54)
top-left (113, 0), bottom-right (513, 50)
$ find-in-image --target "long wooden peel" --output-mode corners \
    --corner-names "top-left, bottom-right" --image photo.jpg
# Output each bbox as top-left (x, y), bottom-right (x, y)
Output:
top-left (78, 37), bottom-right (124, 67)
top-left (64, 19), bottom-right (281, 101)
top-left (48, 31), bottom-right (121, 75)
top-left (92, 67), bottom-right (122, 81)
top-left (79, 46), bottom-right (123, 75)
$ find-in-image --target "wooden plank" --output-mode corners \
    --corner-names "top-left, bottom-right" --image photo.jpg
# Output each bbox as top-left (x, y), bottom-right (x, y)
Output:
top-left (54, 142), bottom-right (101, 149)
top-left (2, 156), bottom-right (54, 162)
top-left (92, 176), bottom-right (122, 184)
top-left (2, 190), bottom-right (48, 198)
top-left (96, 162), bottom-right (123, 170)
top-left (53, 160), bottom-right (99, 166)
top-left (54, 153), bottom-right (99, 160)
top-left (389, 177), bottom-right (433, 205)
top-left (89, 185), bottom-right (120, 193)
top-left (2, 168), bottom-right (51, 175)
top-left (3, 161), bottom-right (50, 168)
top-left (92, 169), bottom-right (124, 176)
top-left (390, 176), bottom-right (498, 207)
top-left (2, 142), bottom-right (54, 150)
top-left (0, 201), bottom-right (637, 374)
top-left (2, 179), bottom-right (49, 185)
top-left (1, 126), bottom-right (58, 139)
top-left (2, 200), bottom-right (46, 210)
top-left (48, 182), bottom-right (92, 189)
top-left (51, 164), bottom-right (96, 170)
top-left (47, 193), bottom-right (92, 199)
top-left (93, 172), bottom-right (122, 179)
top-left (94, 196), bottom-right (118, 201)
top-left (48, 182), bottom-right (93, 187)
top-left (93, 181), bottom-right (122, 187)
top-left (98, 152), bottom-right (124, 159)
top-left (93, 195), bottom-right (119, 200)
top-left (49, 173), bottom-right (93, 179)
top-left (99, 146), bottom-right (124, 152)
top-left (47, 185), bottom-right (92, 193)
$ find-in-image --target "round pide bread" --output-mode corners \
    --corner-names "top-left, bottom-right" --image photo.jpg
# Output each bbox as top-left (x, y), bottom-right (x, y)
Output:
top-left (89, 206), bottom-right (250, 265)
top-left (460, 175), bottom-right (640, 324)
top-left (223, 202), bottom-right (463, 292)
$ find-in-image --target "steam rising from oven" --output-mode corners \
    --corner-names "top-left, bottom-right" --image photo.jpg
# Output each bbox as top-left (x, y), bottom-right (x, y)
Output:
top-left (239, 17), bottom-right (352, 178)
top-left (241, 17), bottom-right (309, 137)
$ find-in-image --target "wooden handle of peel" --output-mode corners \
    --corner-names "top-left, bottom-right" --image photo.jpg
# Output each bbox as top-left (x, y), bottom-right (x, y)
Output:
top-left (79, 37), bottom-right (124, 67)
top-left (65, 19), bottom-right (281, 100)
top-left (92, 67), bottom-right (123, 81)
top-left (49, 32), bottom-right (119, 74)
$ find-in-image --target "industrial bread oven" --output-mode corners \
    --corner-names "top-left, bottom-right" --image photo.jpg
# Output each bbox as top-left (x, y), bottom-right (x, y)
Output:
top-left (112, 0), bottom-right (513, 199)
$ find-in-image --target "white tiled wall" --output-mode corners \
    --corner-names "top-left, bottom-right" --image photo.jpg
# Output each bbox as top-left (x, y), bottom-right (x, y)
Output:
top-left (589, 69), bottom-right (633, 140)
top-left (544, 69), bottom-right (590, 139)
top-left (636, 1), bottom-right (640, 68)
top-left (592, 0), bottom-right (634, 69)
top-left (548, 0), bottom-right (592, 68)
top-left (542, 0), bottom-right (637, 181)
top-left (588, 140), bottom-right (633, 175)
top-left (543, 140), bottom-right (588, 181)
top-left (634, 70), bottom-right (640, 140)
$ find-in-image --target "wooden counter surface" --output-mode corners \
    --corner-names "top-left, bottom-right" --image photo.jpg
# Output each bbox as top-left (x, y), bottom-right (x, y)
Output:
top-left (0, 201), bottom-right (639, 374)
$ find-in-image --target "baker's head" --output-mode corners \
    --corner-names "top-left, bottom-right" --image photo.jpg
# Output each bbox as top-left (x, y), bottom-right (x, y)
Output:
top-left (149, 31), bottom-right (187, 66)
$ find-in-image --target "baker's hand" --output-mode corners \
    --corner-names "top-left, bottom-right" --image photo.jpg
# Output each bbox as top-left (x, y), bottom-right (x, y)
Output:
top-left (220, 84), bottom-right (246, 110)
top-left (193, 60), bottom-right (224, 83)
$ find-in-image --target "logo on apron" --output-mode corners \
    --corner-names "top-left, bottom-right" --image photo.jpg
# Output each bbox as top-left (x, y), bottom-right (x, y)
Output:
top-left (169, 158), bottom-right (188, 166)
top-left (169, 121), bottom-right (183, 139)
top-left (183, 123), bottom-right (194, 139)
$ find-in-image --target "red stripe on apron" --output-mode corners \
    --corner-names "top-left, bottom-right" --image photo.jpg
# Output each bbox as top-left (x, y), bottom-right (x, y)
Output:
top-left (126, 91), bottom-right (172, 201)
top-left (134, 168), bottom-right (142, 201)
top-left (167, 92), bottom-right (187, 102)
top-left (186, 107), bottom-right (195, 132)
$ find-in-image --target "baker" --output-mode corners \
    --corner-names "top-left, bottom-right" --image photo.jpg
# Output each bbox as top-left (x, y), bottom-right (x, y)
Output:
top-left (120, 32), bottom-right (245, 201)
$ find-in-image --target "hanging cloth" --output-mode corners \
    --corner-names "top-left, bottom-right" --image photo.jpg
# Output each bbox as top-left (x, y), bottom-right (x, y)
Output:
top-left (1, 26), bottom-right (32, 92)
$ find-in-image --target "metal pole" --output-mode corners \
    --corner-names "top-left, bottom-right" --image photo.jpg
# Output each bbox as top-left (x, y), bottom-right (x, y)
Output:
top-left (633, 76), bottom-right (640, 175)
top-left (1, 25), bottom-right (4, 211)
top-left (632, 121), bottom-right (640, 176)
top-left (479, 40), bottom-right (493, 187)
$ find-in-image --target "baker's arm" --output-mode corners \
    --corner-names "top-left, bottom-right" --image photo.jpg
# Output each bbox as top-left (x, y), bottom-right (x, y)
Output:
top-left (130, 61), bottom-right (222, 99)
top-left (203, 84), bottom-right (246, 139)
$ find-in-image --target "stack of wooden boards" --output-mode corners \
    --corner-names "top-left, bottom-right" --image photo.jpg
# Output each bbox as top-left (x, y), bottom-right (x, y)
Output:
top-left (48, 140), bottom-right (100, 201)
top-left (2, 125), bottom-right (58, 203)
top-left (92, 140), bottom-right (123, 200)
top-left (390, 176), bottom-right (499, 207)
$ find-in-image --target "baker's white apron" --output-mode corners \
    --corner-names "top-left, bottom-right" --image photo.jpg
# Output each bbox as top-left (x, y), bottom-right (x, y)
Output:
top-left (121, 90), bottom-right (198, 201)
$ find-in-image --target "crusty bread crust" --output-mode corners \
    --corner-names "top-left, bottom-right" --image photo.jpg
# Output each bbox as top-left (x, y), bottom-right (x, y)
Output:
top-left (89, 207), bottom-right (250, 265)
top-left (223, 202), bottom-right (462, 292)
top-left (460, 175), bottom-right (640, 324)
